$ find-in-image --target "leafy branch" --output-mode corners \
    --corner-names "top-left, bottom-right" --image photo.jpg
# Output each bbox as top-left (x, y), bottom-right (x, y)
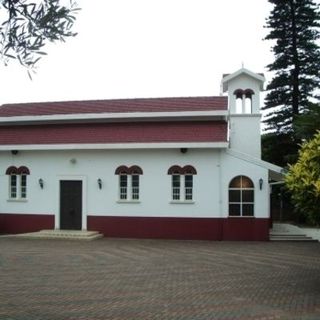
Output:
top-left (0, 0), bottom-right (79, 73)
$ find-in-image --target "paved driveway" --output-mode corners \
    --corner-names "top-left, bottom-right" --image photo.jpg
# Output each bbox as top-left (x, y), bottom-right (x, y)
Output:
top-left (0, 238), bottom-right (320, 320)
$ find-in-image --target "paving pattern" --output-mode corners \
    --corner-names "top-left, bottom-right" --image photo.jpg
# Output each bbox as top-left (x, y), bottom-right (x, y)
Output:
top-left (0, 238), bottom-right (320, 320)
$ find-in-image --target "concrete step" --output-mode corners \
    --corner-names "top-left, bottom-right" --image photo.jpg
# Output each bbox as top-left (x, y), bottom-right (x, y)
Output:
top-left (6, 230), bottom-right (104, 241)
top-left (270, 223), bottom-right (319, 242)
top-left (270, 233), bottom-right (309, 237)
top-left (270, 234), bottom-right (318, 242)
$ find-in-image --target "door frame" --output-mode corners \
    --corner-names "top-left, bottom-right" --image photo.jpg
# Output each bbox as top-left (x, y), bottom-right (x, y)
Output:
top-left (55, 175), bottom-right (87, 230)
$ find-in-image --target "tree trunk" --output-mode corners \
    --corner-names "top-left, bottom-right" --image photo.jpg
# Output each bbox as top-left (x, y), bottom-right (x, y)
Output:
top-left (290, 0), bottom-right (300, 116)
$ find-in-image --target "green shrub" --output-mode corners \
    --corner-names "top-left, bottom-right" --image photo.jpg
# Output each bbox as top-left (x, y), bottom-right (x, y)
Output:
top-left (285, 131), bottom-right (320, 225)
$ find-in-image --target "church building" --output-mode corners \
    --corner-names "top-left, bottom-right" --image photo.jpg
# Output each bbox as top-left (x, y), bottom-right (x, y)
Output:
top-left (0, 68), bottom-right (283, 240)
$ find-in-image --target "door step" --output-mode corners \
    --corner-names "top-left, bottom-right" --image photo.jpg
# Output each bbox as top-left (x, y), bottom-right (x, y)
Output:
top-left (7, 230), bottom-right (103, 241)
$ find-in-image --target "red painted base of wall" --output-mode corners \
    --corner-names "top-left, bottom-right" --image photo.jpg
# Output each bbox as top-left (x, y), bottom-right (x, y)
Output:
top-left (221, 218), bottom-right (269, 241)
top-left (0, 213), bottom-right (269, 241)
top-left (0, 213), bottom-right (54, 234)
top-left (87, 216), bottom-right (270, 241)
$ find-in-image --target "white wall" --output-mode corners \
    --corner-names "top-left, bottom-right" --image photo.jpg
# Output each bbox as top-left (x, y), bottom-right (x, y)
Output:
top-left (229, 115), bottom-right (262, 158)
top-left (0, 149), bottom-right (221, 220)
top-left (0, 148), bottom-right (270, 224)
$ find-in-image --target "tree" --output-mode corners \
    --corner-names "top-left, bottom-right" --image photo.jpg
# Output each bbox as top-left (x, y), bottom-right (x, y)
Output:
top-left (264, 0), bottom-right (320, 133)
top-left (0, 0), bottom-right (79, 73)
top-left (262, 0), bottom-right (320, 164)
top-left (262, 132), bottom-right (298, 167)
top-left (294, 101), bottom-right (320, 140)
top-left (285, 131), bottom-right (320, 225)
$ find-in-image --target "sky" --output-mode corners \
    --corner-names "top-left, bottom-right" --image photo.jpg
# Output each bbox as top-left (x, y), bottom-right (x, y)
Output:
top-left (0, 0), bottom-right (305, 105)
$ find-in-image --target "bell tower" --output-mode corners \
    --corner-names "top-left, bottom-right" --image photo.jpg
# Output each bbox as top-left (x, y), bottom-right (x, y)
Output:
top-left (222, 68), bottom-right (265, 159)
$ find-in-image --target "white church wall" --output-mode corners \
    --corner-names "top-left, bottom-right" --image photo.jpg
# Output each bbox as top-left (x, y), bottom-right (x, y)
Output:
top-left (229, 115), bottom-right (262, 158)
top-left (0, 148), bottom-right (224, 220)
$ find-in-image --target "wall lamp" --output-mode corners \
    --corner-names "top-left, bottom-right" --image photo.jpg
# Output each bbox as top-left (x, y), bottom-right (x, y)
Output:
top-left (97, 178), bottom-right (102, 189)
top-left (39, 178), bottom-right (44, 189)
top-left (259, 178), bottom-right (263, 190)
top-left (180, 148), bottom-right (188, 154)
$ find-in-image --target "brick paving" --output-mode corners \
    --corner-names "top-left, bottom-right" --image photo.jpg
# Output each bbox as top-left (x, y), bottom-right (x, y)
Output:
top-left (0, 238), bottom-right (320, 320)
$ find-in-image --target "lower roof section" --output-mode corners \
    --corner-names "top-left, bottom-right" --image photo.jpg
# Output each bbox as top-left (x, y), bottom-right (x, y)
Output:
top-left (226, 149), bottom-right (284, 182)
top-left (0, 121), bottom-right (227, 145)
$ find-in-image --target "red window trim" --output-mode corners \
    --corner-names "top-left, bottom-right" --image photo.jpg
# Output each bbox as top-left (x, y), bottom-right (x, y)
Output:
top-left (115, 165), bottom-right (143, 175)
top-left (6, 166), bottom-right (30, 175)
top-left (167, 165), bottom-right (197, 175)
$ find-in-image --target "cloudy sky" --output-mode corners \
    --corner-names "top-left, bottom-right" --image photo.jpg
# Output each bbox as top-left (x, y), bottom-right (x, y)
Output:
top-left (0, 0), bottom-right (308, 105)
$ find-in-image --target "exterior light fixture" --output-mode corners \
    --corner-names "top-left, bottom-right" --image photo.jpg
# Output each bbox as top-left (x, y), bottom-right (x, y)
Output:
top-left (97, 178), bottom-right (102, 189)
top-left (39, 178), bottom-right (44, 189)
top-left (259, 178), bottom-right (263, 190)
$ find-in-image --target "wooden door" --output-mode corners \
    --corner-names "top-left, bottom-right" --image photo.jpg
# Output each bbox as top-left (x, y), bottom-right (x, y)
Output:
top-left (60, 180), bottom-right (82, 230)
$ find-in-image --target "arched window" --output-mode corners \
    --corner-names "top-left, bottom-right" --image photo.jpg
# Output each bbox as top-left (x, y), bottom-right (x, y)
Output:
top-left (115, 165), bottom-right (143, 201)
top-left (234, 89), bottom-right (243, 114)
top-left (182, 165), bottom-right (197, 175)
top-left (168, 165), bottom-right (197, 202)
top-left (167, 165), bottom-right (183, 175)
top-left (229, 175), bottom-right (254, 217)
top-left (128, 165), bottom-right (143, 175)
top-left (244, 89), bottom-right (254, 114)
top-left (5, 166), bottom-right (30, 199)
top-left (114, 165), bottom-right (129, 175)
top-left (17, 166), bottom-right (30, 175)
top-left (6, 166), bottom-right (18, 175)
top-left (233, 89), bottom-right (255, 114)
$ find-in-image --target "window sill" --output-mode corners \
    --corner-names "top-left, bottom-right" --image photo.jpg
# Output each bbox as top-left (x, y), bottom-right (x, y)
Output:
top-left (228, 215), bottom-right (254, 218)
top-left (170, 200), bottom-right (195, 204)
top-left (117, 200), bottom-right (141, 204)
top-left (7, 199), bottom-right (28, 203)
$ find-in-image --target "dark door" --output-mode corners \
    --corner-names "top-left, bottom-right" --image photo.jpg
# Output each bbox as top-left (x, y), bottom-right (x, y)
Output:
top-left (60, 180), bottom-right (82, 230)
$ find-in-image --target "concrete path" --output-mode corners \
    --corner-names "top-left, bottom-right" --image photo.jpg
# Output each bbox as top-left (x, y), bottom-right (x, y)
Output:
top-left (0, 238), bottom-right (320, 320)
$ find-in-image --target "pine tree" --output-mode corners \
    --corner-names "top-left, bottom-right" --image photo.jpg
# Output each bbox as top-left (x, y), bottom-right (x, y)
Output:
top-left (295, 102), bottom-right (320, 140)
top-left (263, 0), bottom-right (320, 149)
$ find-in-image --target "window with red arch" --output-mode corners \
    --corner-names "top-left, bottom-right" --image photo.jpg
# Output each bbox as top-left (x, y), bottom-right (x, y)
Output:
top-left (115, 165), bottom-right (143, 201)
top-left (167, 165), bottom-right (197, 202)
top-left (5, 165), bottom-right (30, 199)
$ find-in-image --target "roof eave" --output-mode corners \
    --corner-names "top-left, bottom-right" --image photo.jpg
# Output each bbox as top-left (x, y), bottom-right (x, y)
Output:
top-left (0, 142), bottom-right (229, 151)
top-left (0, 110), bottom-right (229, 126)
top-left (222, 68), bottom-right (265, 92)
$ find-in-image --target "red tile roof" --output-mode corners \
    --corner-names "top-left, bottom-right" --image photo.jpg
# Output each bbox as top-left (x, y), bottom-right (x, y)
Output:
top-left (0, 121), bottom-right (227, 145)
top-left (0, 96), bottom-right (228, 117)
